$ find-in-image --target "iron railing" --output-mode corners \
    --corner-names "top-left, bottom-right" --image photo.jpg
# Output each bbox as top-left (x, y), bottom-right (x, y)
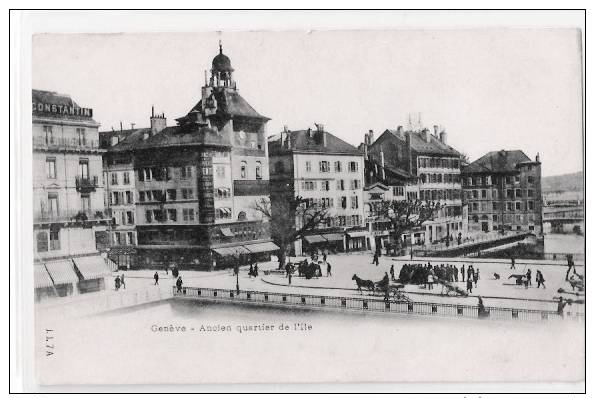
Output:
top-left (34, 208), bottom-right (110, 223)
top-left (33, 136), bottom-right (102, 151)
top-left (172, 287), bottom-right (584, 322)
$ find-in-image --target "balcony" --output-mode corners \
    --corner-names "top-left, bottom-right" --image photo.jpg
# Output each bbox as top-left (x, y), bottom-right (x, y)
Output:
top-left (34, 208), bottom-right (110, 224)
top-left (76, 176), bottom-right (99, 192)
top-left (33, 136), bottom-right (103, 153)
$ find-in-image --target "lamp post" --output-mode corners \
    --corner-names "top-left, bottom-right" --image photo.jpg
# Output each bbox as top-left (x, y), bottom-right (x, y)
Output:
top-left (234, 262), bottom-right (240, 294)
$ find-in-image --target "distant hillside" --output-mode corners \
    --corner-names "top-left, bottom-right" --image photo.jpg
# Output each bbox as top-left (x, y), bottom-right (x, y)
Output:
top-left (542, 171), bottom-right (583, 193)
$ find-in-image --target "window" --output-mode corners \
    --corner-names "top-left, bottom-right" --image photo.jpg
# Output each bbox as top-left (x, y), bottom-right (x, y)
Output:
top-left (43, 125), bottom-right (54, 144)
top-left (348, 161), bottom-right (358, 172)
top-left (472, 202), bottom-right (478, 211)
top-left (305, 161), bottom-right (312, 172)
top-left (216, 165), bottom-right (226, 178)
top-left (515, 202), bottom-right (522, 211)
top-left (167, 209), bottom-right (177, 222)
top-left (181, 166), bottom-right (193, 180)
top-left (146, 191), bottom-right (153, 201)
top-left (527, 176), bottom-right (535, 184)
top-left (46, 157), bottom-right (56, 179)
top-left (340, 196), bottom-right (347, 209)
top-left (216, 187), bottom-right (231, 198)
top-left (49, 229), bottom-right (60, 251)
top-left (36, 232), bottom-right (48, 252)
top-left (319, 161), bottom-right (330, 173)
top-left (167, 189), bottom-right (177, 201)
top-left (127, 232), bottom-right (135, 246)
top-left (515, 189), bottom-right (522, 198)
top-left (321, 181), bottom-right (330, 191)
top-left (256, 162), bottom-right (262, 180)
top-left (337, 179), bottom-right (345, 190)
top-left (183, 208), bottom-right (195, 221)
top-left (472, 190), bottom-right (478, 199)
top-left (334, 161), bottom-right (342, 172)
top-left (392, 186), bottom-right (404, 197)
top-left (145, 210), bottom-right (153, 223)
top-left (126, 211), bottom-right (134, 224)
top-left (80, 194), bottom-right (91, 212)
top-left (139, 191), bottom-right (146, 202)
top-left (123, 172), bottom-right (130, 185)
top-left (481, 190), bottom-right (487, 199)
top-left (492, 215), bottom-right (498, 222)
top-left (125, 191), bottom-right (133, 204)
top-left (111, 173), bottom-right (119, 185)
top-left (76, 128), bottom-right (86, 146)
top-left (303, 181), bottom-right (316, 191)
top-left (492, 189), bottom-right (498, 199)
top-left (216, 207), bottom-right (232, 220)
top-left (240, 162), bottom-right (247, 179)
top-left (351, 196), bottom-right (359, 209)
top-left (79, 159), bottom-right (89, 179)
top-left (514, 175), bottom-right (520, 183)
top-left (507, 202), bottom-right (513, 211)
top-left (182, 188), bottom-right (194, 199)
top-left (48, 193), bottom-right (59, 217)
top-left (493, 202), bottom-right (499, 211)
top-left (144, 168), bottom-right (153, 181)
top-left (527, 189), bottom-right (534, 198)
top-left (506, 189), bottom-right (513, 199)
top-left (528, 201), bottom-right (534, 211)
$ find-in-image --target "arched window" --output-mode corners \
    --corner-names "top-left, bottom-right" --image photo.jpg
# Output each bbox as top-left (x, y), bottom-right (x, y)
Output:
top-left (240, 161), bottom-right (247, 179)
top-left (255, 161), bottom-right (262, 180)
top-left (36, 231), bottom-right (48, 252)
top-left (237, 211), bottom-right (247, 221)
top-left (472, 215), bottom-right (479, 223)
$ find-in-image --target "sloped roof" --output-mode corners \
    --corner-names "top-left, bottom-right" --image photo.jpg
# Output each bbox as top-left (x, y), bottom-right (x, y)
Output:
top-left (187, 89), bottom-right (269, 121)
top-left (102, 125), bottom-right (231, 153)
top-left (463, 150), bottom-right (533, 174)
top-left (400, 130), bottom-right (461, 157)
top-left (269, 129), bottom-right (363, 155)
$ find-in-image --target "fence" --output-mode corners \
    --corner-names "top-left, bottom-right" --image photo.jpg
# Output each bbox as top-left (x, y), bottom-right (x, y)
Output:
top-left (173, 286), bottom-right (583, 322)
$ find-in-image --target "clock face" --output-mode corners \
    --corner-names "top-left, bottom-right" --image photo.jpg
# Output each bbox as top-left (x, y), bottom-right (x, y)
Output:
top-left (238, 130), bottom-right (246, 140)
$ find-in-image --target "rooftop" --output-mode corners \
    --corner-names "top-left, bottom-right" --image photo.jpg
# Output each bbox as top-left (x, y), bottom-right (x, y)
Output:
top-left (462, 150), bottom-right (535, 174)
top-left (268, 128), bottom-right (363, 156)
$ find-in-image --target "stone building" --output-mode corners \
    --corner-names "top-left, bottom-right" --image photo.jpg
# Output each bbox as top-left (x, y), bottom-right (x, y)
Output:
top-left (366, 125), bottom-right (467, 245)
top-left (461, 150), bottom-right (543, 234)
top-left (100, 44), bottom-right (277, 270)
top-left (32, 89), bottom-right (112, 300)
top-left (268, 125), bottom-right (368, 255)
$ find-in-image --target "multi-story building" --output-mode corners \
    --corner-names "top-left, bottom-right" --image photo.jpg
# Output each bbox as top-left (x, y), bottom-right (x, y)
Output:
top-left (461, 150), bottom-right (543, 234)
top-left (100, 44), bottom-right (278, 270)
top-left (360, 130), bottom-right (420, 252)
top-left (33, 89), bottom-right (112, 300)
top-left (367, 125), bottom-right (467, 245)
top-left (268, 124), bottom-right (368, 255)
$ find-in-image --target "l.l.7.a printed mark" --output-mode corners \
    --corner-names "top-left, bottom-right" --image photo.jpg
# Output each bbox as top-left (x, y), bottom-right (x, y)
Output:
top-left (45, 329), bottom-right (55, 357)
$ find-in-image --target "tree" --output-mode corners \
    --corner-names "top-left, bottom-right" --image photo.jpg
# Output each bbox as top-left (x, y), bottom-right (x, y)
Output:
top-left (254, 196), bottom-right (331, 268)
top-left (380, 199), bottom-right (444, 254)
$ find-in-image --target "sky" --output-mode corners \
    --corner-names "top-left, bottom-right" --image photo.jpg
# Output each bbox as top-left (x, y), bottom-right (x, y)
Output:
top-left (32, 29), bottom-right (583, 176)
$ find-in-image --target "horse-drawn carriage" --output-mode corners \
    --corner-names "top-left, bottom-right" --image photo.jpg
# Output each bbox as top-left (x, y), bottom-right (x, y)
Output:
top-left (351, 274), bottom-right (411, 302)
top-left (297, 260), bottom-right (322, 280)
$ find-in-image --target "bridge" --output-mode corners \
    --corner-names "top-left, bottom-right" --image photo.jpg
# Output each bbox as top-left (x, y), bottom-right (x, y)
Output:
top-left (413, 232), bottom-right (534, 257)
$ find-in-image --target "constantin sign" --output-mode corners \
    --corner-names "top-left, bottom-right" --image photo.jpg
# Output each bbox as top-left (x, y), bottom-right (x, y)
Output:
top-left (33, 102), bottom-right (93, 117)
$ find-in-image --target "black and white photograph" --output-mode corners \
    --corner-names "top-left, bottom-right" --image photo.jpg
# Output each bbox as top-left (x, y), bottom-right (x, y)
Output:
top-left (9, 9), bottom-right (588, 393)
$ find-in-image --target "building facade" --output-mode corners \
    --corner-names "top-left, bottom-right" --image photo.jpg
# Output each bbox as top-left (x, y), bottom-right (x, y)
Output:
top-left (33, 89), bottom-right (112, 300)
top-left (269, 125), bottom-right (368, 256)
top-left (366, 125), bottom-right (467, 246)
top-left (100, 44), bottom-right (277, 270)
top-left (461, 150), bottom-right (543, 234)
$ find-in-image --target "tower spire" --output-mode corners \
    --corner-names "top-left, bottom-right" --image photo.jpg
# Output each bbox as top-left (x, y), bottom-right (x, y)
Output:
top-left (219, 39), bottom-right (223, 54)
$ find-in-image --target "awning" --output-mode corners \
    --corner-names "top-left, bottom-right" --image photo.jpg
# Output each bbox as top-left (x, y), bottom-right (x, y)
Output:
top-left (244, 241), bottom-right (280, 254)
top-left (44, 260), bottom-right (79, 285)
top-left (303, 235), bottom-right (326, 244)
top-left (73, 256), bottom-right (112, 280)
top-left (34, 265), bottom-right (54, 289)
top-left (212, 245), bottom-right (250, 257)
top-left (321, 233), bottom-right (344, 241)
top-left (347, 231), bottom-right (368, 238)
top-left (220, 227), bottom-right (235, 237)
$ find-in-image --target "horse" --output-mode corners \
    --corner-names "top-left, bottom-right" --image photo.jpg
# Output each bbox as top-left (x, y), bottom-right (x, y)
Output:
top-left (352, 274), bottom-right (375, 294)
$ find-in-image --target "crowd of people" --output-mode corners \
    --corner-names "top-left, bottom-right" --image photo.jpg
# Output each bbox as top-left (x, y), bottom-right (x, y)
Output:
top-left (396, 262), bottom-right (481, 292)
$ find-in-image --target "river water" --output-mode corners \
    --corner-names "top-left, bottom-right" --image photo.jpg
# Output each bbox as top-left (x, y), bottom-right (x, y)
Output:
top-left (35, 299), bottom-right (584, 388)
top-left (543, 234), bottom-right (584, 254)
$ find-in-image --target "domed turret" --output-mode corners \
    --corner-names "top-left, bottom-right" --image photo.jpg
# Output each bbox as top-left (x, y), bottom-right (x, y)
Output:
top-left (209, 41), bottom-right (235, 89)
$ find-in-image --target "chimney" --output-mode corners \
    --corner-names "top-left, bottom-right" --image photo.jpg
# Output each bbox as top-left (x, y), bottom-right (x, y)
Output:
top-left (433, 125), bottom-right (439, 137)
top-left (536, 152), bottom-right (540, 162)
top-left (368, 129), bottom-right (374, 144)
top-left (380, 148), bottom-right (386, 180)
top-left (423, 128), bottom-right (431, 143)
top-left (150, 107), bottom-right (167, 136)
top-left (397, 125), bottom-right (404, 139)
top-left (439, 128), bottom-right (447, 145)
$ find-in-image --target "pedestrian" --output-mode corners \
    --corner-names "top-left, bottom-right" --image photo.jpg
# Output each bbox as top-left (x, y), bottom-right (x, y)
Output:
top-left (153, 271), bottom-right (159, 285)
top-left (234, 263), bottom-right (239, 276)
top-left (557, 297), bottom-right (568, 317)
top-left (523, 276), bottom-right (529, 289)
top-left (285, 262), bottom-right (291, 278)
top-left (390, 264), bottom-right (395, 281)
top-left (323, 252), bottom-right (327, 263)
top-left (478, 296), bottom-right (486, 318)
top-left (454, 265), bottom-right (459, 282)
top-left (565, 255), bottom-right (575, 281)
top-left (510, 256), bottom-right (516, 270)
top-left (115, 275), bottom-right (121, 291)
top-left (327, 262), bottom-right (332, 277)
top-left (372, 252), bottom-right (379, 266)
top-left (466, 278), bottom-right (473, 294)
top-left (461, 265), bottom-right (465, 282)
top-left (254, 264), bottom-right (259, 277)
top-left (473, 270), bottom-right (479, 288)
top-left (248, 264), bottom-right (254, 278)
top-left (467, 265), bottom-right (473, 281)
top-left (288, 271), bottom-right (292, 285)
top-left (176, 276), bottom-right (183, 293)
top-left (120, 274), bottom-right (126, 290)
top-left (526, 269), bottom-right (532, 287)
top-left (536, 270), bottom-right (546, 289)
top-left (427, 272), bottom-right (434, 290)
top-left (164, 264), bottom-right (169, 275)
